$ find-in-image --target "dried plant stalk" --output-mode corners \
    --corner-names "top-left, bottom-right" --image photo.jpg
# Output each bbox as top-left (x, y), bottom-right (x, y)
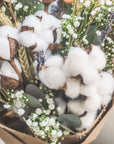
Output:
top-left (0, 8), bottom-right (13, 26)
top-left (18, 45), bottom-right (33, 83)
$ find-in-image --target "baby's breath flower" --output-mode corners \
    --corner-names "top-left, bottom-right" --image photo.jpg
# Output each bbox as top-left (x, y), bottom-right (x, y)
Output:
top-left (32, 122), bottom-right (38, 127)
top-left (73, 33), bottom-right (78, 39)
top-left (15, 91), bottom-right (23, 98)
top-left (62, 14), bottom-right (70, 19)
top-left (35, 108), bottom-right (42, 115)
top-left (3, 104), bottom-right (11, 109)
top-left (96, 30), bottom-right (101, 36)
top-left (84, 1), bottom-right (90, 8)
top-left (26, 119), bottom-right (32, 126)
top-left (49, 104), bottom-right (55, 110)
top-left (47, 98), bottom-right (54, 104)
top-left (15, 101), bottom-right (22, 108)
top-left (17, 108), bottom-right (25, 116)
top-left (74, 21), bottom-right (80, 27)
top-left (32, 113), bottom-right (37, 119)
top-left (15, 2), bottom-right (23, 11)
top-left (24, 6), bottom-right (29, 11)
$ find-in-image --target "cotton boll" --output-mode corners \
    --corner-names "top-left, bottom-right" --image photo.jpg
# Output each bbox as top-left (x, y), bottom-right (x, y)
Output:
top-left (89, 45), bottom-right (106, 70)
top-left (0, 25), bottom-right (18, 41)
top-left (44, 55), bottom-right (64, 68)
top-left (55, 97), bottom-right (67, 115)
top-left (33, 38), bottom-right (49, 52)
top-left (97, 72), bottom-right (114, 96)
top-left (81, 64), bottom-right (100, 85)
top-left (76, 111), bottom-right (97, 131)
top-left (22, 15), bottom-right (42, 34)
top-left (65, 78), bottom-right (80, 99)
top-left (0, 37), bottom-right (10, 60)
top-left (35, 11), bottom-right (52, 30)
top-left (49, 14), bottom-right (61, 29)
top-left (80, 84), bottom-right (97, 97)
top-left (39, 67), bottom-right (66, 89)
top-left (18, 31), bottom-right (38, 48)
top-left (68, 47), bottom-right (88, 76)
top-left (84, 93), bottom-right (101, 112)
top-left (68, 100), bottom-right (85, 116)
top-left (1, 59), bottom-right (21, 80)
top-left (41, 30), bottom-right (54, 44)
top-left (63, 58), bottom-right (71, 77)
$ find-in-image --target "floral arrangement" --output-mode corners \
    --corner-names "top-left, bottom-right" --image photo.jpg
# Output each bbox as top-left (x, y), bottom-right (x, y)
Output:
top-left (0, 0), bottom-right (114, 144)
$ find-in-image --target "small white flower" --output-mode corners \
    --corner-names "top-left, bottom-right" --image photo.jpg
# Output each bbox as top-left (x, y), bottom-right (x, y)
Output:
top-left (57, 130), bottom-right (63, 137)
top-left (35, 108), bottom-right (42, 115)
top-left (73, 33), bottom-right (78, 39)
top-left (39, 98), bottom-right (43, 102)
top-left (47, 98), bottom-right (54, 104)
top-left (15, 2), bottom-right (23, 11)
top-left (74, 21), bottom-right (80, 27)
top-left (49, 118), bottom-right (55, 126)
top-left (66, 42), bottom-right (69, 45)
top-left (1, 6), bottom-right (6, 12)
top-left (15, 91), bottom-right (23, 98)
top-left (51, 130), bottom-right (57, 136)
top-left (39, 130), bottom-right (45, 136)
top-left (44, 126), bottom-right (49, 131)
top-left (15, 101), bottom-right (22, 109)
top-left (57, 107), bottom-right (62, 113)
top-left (67, 24), bottom-right (71, 30)
top-left (91, 10), bottom-right (96, 16)
top-left (3, 104), bottom-right (11, 109)
top-left (40, 120), bottom-right (47, 127)
top-left (106, 37), bottom-right (113, 43)
top-left (11, 93), bottom-right (15, 98)
top-left (11, 0), bottom-right (17, 3)
top-left (32, 113), bottom-right (37, 119)
top-left (24, 6), bottom-right (29, 11)
top-left (96, 30), bottom-right (101, 36)
top-left (17, 108), bottom-right (25, 116)
top-left (84, 1), bottom-right (90, 8)
top-left (26, 119), bottom-right (32, 126)
top-left (32, 122), bottom-right (38, 127)
top-left (69, 29), bottom-right (74, 35)
top-left (45, 110), bottom-right (51, 115)
top-left (62, 14), bottom-right (70, 19)
top-left (49, 104), bottom-right (55, 110)
top-left (106, 0), bottom-right (112, 6)
top-left (100, 0), bottom-right (104, 5)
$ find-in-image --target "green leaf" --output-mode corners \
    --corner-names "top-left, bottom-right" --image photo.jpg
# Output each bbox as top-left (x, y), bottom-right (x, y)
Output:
top-left (58, 114), bottom-right (81, 128)
top-left (26, 94), bottom-right (42, 108)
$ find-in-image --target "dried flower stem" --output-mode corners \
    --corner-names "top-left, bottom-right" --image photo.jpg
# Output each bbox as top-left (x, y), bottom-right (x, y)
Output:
top-left (7, 3), bottom-right (17, 26)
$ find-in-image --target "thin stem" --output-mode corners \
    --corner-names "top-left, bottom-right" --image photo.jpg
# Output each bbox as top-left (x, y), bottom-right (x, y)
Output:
top-left (60, 123), bottom-right (75, 134)
top-left (7, 3), bottom-right (17, 26)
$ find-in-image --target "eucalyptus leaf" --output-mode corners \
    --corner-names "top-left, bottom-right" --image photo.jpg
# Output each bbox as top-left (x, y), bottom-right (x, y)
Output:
top-left (25, 84), bottom-right (47, 107)
top-left (26, 94), bottom-right (42, 108)
top-left (58, 114), bottom-right (81, 128)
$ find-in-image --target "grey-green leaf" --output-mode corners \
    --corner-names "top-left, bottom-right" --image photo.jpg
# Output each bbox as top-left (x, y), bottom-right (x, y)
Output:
top-left (26, 94), bottom-right (42, 108)
top-left (58, 114), bottom-right (81, 128)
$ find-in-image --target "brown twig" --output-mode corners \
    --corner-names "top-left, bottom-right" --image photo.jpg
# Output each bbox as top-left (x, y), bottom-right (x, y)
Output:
top-left (7, 3), bottom-right (17, 26)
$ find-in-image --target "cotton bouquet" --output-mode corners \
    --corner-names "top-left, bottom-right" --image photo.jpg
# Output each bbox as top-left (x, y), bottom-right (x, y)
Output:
top-left (0, 0), bottom-right (114, 144)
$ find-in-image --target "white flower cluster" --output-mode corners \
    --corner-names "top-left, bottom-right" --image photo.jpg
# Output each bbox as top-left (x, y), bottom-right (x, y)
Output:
top-left (25, 97), bottom-right (68, 144)
top-left (40, 46), bottom-right (114, 131)
top-left (3, 90), bottom-right (27, 116)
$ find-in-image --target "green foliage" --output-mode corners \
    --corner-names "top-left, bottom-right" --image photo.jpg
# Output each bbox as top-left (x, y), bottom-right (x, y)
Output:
top-left (58, 114), bottom-right (81, 128)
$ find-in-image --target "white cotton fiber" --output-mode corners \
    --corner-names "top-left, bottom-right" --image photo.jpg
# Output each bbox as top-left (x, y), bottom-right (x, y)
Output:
top-left (81, 64), bottom-right (100, 85)
top-left (49, 14), bottom-right (60, 29)
top-left (45, 49), bottom-right (52, 60)
top-left (97, 72), bottom-right (114, 96)
top-left (55, 27), bottom-right (62, 44)
top-left (84, 93), bottom-right (101, 112)
top-left (44, 55), bottom-right (64, 68)
top-left (0, 59), bottom-right (21, 80)
top-left (35, 10), bottom-right (52, 30)
top-left (67, 47), bottom-right (88, 76)
top-left (0, 37), bottom-right (10, 60)
top-left (22, 15), bottom-right (42, 34)
top-left (101, 94), bottom-right (112, 106)
top-left (68, 100), bottom-right (85, 116)
top-left (14, 58), bottom-right (22, 73)
top-left (39, 67), bottom-right (66, 89)
top-left (80, 84), bottom-right (97, 97)
top-left (18, 31), bottom-right (38, 48)
top-left (55, 97), bottom-right (67, 115)
top-left (65, 78), bottom-right (80, 99)
top-left (76, 111), bottom-right (97, 131)
top-left (41, 30), bottom-right (54, 44)
top-left (0, 25), bottom-right (18, 41)
top-left (33, 60), bottom-right (38, 74)
top-left (33, 38), bottom-right (49, 52)
top-left (89, 45), bottom-right (106, 70)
